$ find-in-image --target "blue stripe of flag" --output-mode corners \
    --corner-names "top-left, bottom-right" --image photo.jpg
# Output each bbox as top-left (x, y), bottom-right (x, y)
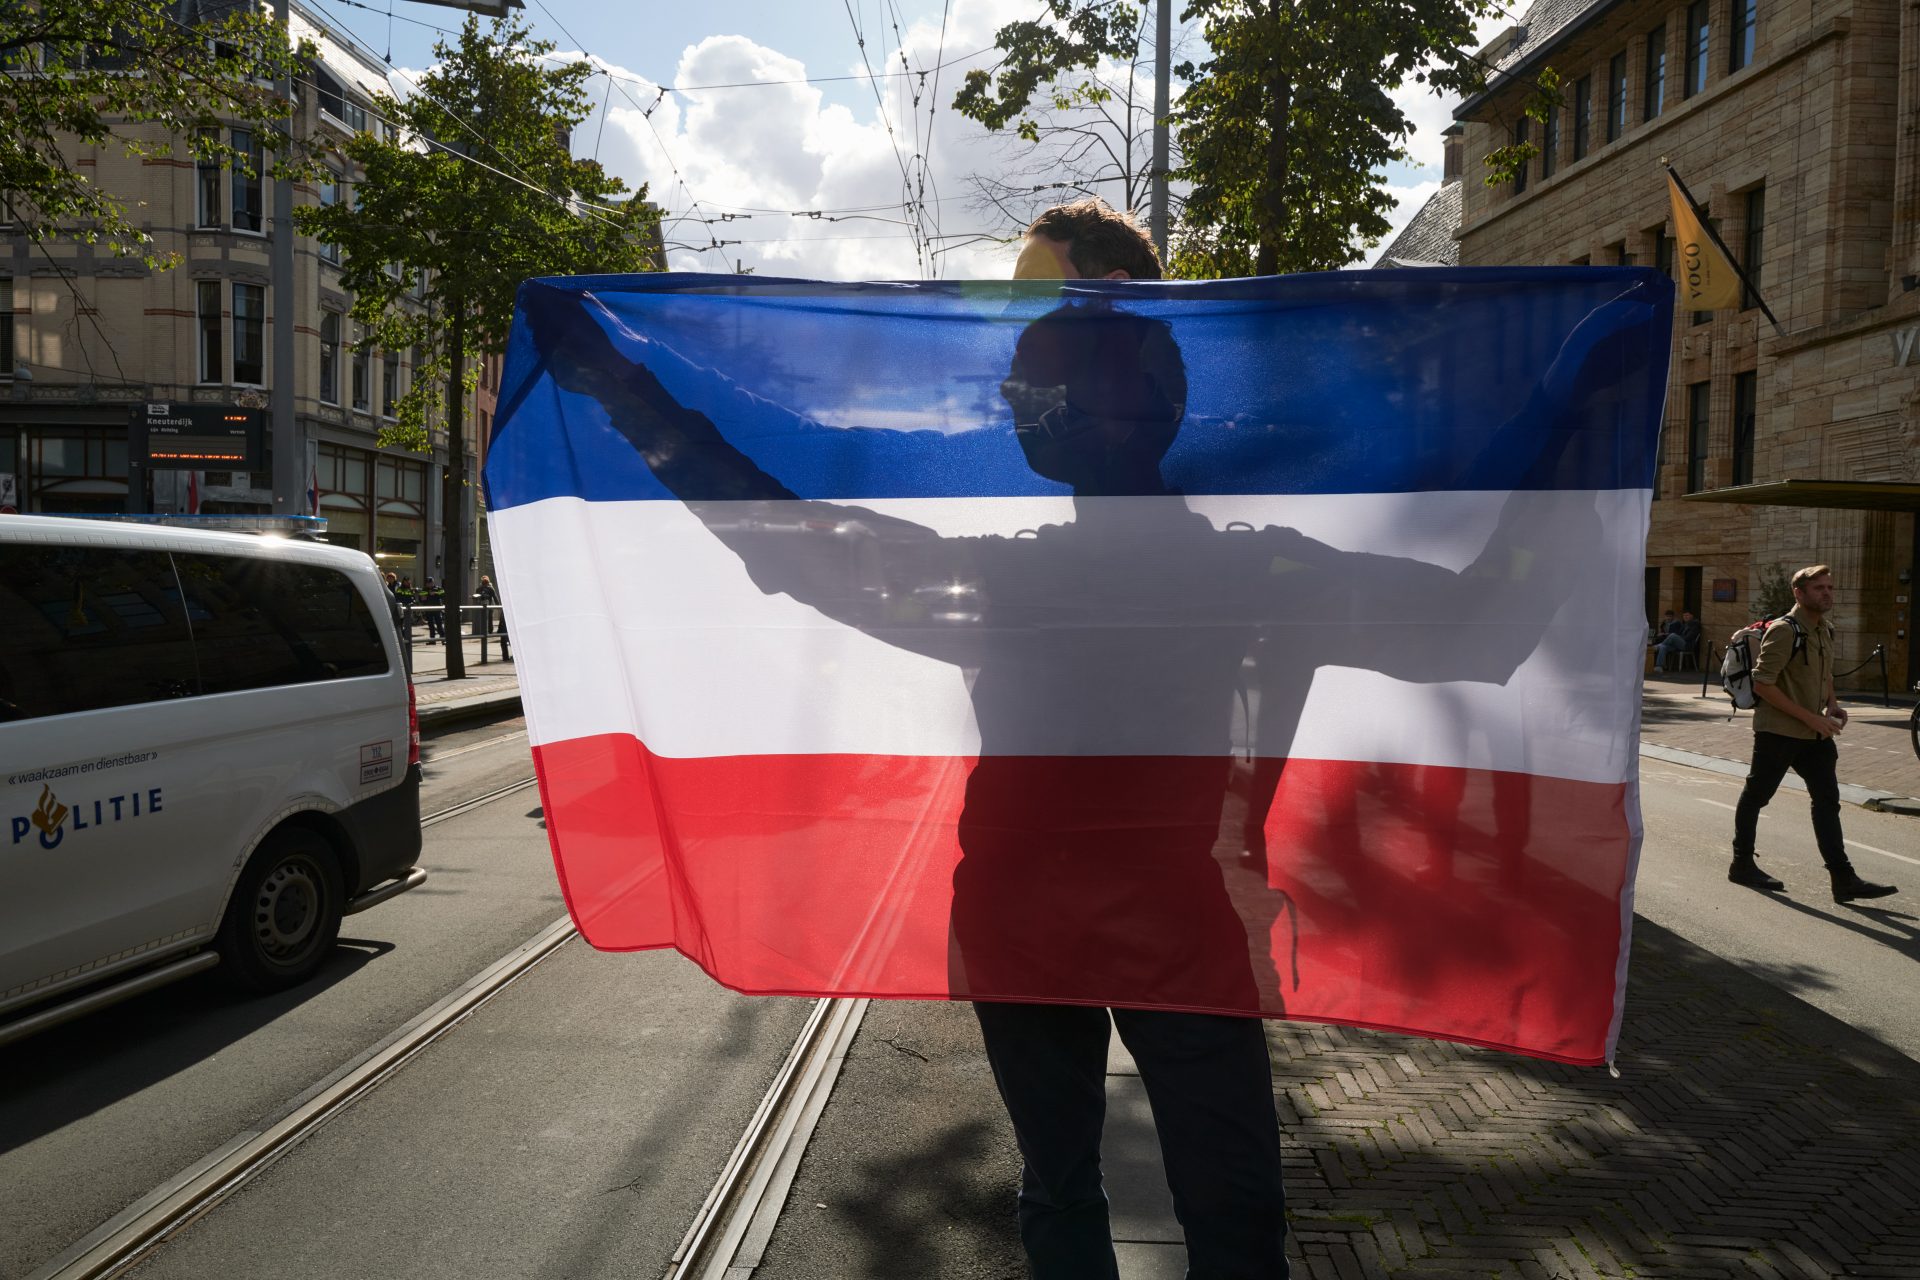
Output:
top-left (484, 268), bottom-right (1672, 509)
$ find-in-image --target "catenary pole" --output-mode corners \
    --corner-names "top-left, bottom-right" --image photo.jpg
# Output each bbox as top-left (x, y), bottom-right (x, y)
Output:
top-left (270, 0), bottom-right (301, 519)
top-left (1150, 0), bottom-right (1170, 259)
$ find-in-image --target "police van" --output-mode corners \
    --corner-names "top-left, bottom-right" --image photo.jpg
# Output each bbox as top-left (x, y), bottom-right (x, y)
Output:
top-left (0, 515), bottom-right (425, 1044)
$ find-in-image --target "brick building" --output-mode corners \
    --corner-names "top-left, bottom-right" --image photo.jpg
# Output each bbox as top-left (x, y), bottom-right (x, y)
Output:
top-left (0, 2), bottom-right (471, 594)
top-left (1386, 0), bottom-right (1920, 688)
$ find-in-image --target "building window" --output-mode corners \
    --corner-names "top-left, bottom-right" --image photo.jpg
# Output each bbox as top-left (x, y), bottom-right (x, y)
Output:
top-left (0, 277), bottom-right (12, 376)
top-left (318, 169), bottom-right (341, 265)
top-left (1572, 76), bottom-right (1592, 160)
top-left (1741, 184), bottom-right (1765, 311)
top-left (1511, 118), bottom-right (1528, 194)
top-left (196, 279), bottom-right (222, 383)
top-left (230, 129), bottom-right (263, 233)
top-left (1686, 380), bottom-right (1711, 492)
top-left (351, 325), bottom-right (370, 411)
top-left (1606, 52), bottom-right (1627, 142)
top-left (1732, 371), bottom-right (1756, 486)
top-left (315, 65), bottom-right (369, 132)
top-left (1730, 0), bottom-right (1757, 73)
top-left (232, 283), bottom-right (264, 385)
top-left (195, 129), bottom-right (221, 228)
top-left (381, 349), bottom-right (400, 418)
top-left (1644, 25), bottom-right (1666, 120)
top-left (1540, 107), bottom-right (1558, 179)
top-left (1610, 241), bottom-right (1633, 266)
top-left (1685, 0), bottom-right (1710, 98)
top-left (1655, 230), bottom-right (1675, 281)
top-left (320, 311), bottom-right (340, 405)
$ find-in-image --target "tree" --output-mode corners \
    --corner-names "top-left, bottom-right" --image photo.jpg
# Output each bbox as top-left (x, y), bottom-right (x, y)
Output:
top-left (957, 0), bottom-right (1555, 277)
top-left (2, 0), bottom-right (308, 269)
top-left (961, 6), bottom-right (1175, 239)
top-left (297, 14), bottom-right (658, 677)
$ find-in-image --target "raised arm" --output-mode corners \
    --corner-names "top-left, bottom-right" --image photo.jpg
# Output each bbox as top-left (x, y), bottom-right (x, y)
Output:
top-left (521, 286), bottom-right (983, 652)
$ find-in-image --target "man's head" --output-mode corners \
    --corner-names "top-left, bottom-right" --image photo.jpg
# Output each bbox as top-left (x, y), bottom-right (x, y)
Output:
top-left (1681, 611), bottom-right (1694, 622)
top-left (1001, 304), bottom-right (1187, 493)
top-left (1791, 565), bottom-right (1835, 614)
top-left (1013, 199), bottom-right (1163, 282)
top-left (1663, 610), bottom-right (1676, 621)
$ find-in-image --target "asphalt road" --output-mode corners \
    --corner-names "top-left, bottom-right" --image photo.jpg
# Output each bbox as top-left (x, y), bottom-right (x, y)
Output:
top-left (7, 735), bottom-right (1919, 1279)
top-left (1632, 756), bottom-right (1920, 1059)
top-left (0, 715), bottom-right (560, 1278)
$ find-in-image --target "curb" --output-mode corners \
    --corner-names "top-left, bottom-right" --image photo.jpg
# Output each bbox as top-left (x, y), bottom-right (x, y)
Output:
top-left (416, 689), bottom-right (523, 731)
top-left (1638, 741), bottom-right (1920, 814)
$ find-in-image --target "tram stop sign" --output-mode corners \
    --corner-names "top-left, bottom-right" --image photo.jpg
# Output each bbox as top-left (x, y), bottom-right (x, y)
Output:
top-left (132, 403), bottom-right (264, 469)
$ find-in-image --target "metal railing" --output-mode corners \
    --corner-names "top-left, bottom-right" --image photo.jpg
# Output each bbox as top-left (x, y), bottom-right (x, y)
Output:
top-left (1694, 637), bottom-right (1891, 707)
top-left (398, 602), bottom-right (510, 677)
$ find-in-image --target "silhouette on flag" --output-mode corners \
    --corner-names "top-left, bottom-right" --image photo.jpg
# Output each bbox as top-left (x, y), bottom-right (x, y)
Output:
top-left (485, 268), bottom-right (1673, 1065)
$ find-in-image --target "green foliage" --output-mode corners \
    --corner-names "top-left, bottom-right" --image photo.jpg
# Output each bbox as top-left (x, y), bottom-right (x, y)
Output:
top-left (1479, 65), bottom-right (1560, 188)
top-left (1, 0), bottom-right (310, 268)
top-left (293, 13), bottom-right (658, 451)
top-left (953, 0), bottom-right (1146, 138)
top-left (960, 0), bottom-right (1561, 277)
top-left (1754, 564), bottom-right (1795, 619)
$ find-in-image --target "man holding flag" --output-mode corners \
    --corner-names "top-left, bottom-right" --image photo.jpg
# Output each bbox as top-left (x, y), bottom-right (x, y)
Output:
top-left (507, 197), bottom-right (1666, 1279)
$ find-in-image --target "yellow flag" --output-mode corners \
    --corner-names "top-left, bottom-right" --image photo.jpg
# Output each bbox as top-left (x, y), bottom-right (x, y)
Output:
top-left (1666, 171), bottom-right (1742, 310)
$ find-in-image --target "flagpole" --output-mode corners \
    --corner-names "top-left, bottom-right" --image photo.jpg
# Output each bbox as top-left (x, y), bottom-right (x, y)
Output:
top-left (1660, 157), bottom-right (1783, 335)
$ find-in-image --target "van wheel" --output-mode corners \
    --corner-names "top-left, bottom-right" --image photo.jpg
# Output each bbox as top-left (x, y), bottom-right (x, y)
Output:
top-left (216, 829), bottom-right (345, 993)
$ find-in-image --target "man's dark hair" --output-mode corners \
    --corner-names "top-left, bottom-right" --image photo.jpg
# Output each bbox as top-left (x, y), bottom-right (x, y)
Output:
top-left (1027, 199), bottom-right (1163, 281)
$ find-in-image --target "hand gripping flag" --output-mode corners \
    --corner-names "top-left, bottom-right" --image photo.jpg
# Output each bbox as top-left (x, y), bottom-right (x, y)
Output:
top-left (486, 269), bottom-right (1673, 1065)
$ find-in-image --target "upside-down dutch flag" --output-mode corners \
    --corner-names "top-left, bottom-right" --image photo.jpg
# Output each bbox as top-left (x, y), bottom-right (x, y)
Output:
top-left (485, 268), bottom-right (1673, 1066)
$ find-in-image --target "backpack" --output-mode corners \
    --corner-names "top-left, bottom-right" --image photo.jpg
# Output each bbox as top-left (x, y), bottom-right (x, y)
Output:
top-left (1719, 615), bottom-right (1806, 710)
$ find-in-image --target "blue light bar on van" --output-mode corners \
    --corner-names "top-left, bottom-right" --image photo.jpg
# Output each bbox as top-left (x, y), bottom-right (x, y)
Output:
top-left (48, 514), bottom-right (332, 537)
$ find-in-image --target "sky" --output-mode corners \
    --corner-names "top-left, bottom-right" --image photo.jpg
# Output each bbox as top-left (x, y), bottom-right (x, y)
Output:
top-left (311, 0), bottom-right (1507, 279)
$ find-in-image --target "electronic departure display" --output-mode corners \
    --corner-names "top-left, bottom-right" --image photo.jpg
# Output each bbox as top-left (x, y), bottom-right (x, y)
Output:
top-left (132, 403), bottom-right (264, 469)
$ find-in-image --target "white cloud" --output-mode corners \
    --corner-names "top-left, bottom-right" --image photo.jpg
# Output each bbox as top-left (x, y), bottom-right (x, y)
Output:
top-left (560, 7), bottom-right (1512, 280)
top-left (577, 0), bottom-right (1044, 281)
top-left (1364, 179), bottom-right (1443, 267)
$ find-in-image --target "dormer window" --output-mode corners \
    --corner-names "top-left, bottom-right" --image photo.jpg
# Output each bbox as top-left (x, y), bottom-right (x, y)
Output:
top-left (316, 65), bottom-right (369, 133)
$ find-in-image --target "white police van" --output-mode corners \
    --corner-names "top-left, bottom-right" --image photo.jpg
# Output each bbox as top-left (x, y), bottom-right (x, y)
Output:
top-left (0, 515), bottom-right (425, 1044)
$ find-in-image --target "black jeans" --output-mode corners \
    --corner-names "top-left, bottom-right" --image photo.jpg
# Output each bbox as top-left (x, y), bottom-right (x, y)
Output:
top-left (1733, 731), bottom-right (1847, 870)
top-left (973, 1001), bottom-right (1289, 1280)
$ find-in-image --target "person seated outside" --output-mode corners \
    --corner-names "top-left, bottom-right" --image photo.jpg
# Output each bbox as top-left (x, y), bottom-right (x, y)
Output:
top-left (1653, 610), bottom-right (1701, 671)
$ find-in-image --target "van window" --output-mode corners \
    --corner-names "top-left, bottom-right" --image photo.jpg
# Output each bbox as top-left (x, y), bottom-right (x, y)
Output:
top-left (172, 554), bottom-right (389, 694)
top-left (0, 545), bottom-right (199, 721)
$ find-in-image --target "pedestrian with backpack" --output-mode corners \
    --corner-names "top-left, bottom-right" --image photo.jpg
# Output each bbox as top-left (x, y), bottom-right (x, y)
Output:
top-left (1729, 565), bottom-right (1897, 901)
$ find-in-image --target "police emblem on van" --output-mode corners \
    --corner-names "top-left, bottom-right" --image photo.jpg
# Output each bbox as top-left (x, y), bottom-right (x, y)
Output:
top-left (29, 786), bottom-right (68, 850)
top-left (11, 783), bottom-right (163, 851)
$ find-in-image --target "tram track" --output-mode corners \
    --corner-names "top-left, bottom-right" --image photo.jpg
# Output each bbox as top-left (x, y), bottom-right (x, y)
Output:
top-left (31, 767), bottom-right (865, 1280)
top-left (30, 776), bottom-right (549, 1280)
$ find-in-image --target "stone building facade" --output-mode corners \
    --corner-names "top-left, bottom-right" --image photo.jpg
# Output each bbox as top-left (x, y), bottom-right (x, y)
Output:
top-left (1444, 0), bottom-right (1920, 689)
top-left (0, 3), bottom-right (467, 594)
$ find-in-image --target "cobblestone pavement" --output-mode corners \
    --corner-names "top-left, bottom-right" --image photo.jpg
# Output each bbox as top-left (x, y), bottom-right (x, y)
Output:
top-left (1272, 917), bottom-right (1920, 1279)
top-left (1639, 675), bottom-right (1919, 801)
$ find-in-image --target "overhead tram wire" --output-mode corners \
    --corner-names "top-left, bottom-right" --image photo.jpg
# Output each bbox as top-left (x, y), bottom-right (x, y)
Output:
top-left (843, 0), bottom-right (928, 275)
top-left (523, 0), bottom-right (739, 268)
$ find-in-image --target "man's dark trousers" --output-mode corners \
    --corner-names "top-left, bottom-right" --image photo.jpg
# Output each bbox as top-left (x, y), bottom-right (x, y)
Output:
top-left (1733, 731), bottom-right (1846, 868)
top-left (973, 1000), bottom-right (1289, 1279)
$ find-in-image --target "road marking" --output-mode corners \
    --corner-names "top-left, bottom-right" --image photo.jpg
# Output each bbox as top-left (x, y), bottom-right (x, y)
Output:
top-left (1694, 799), bottom-right (1920, 867)
top-left (1846, 840), bottom-right (1920, 869)
top-left (1697, 799), bottom-right (1736, 811)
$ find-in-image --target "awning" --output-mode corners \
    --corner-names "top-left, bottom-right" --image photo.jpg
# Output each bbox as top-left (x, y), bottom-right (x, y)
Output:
top-left (1680, 480), bottom-right (1920, 512)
